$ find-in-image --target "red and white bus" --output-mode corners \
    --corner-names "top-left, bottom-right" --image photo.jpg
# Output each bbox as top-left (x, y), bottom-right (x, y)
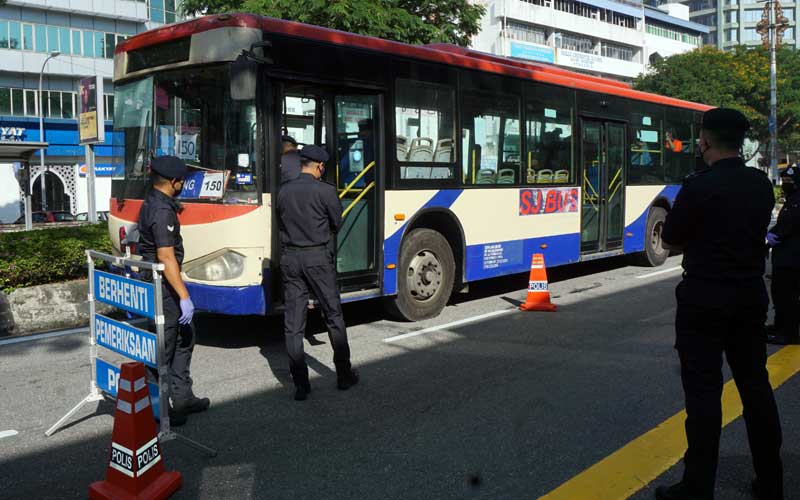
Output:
top-left (109, 13), bottom-right (711, 321)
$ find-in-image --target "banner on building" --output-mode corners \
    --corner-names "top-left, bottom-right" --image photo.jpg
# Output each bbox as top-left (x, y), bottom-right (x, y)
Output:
top-left (79, 76), bottom-right (105, 145)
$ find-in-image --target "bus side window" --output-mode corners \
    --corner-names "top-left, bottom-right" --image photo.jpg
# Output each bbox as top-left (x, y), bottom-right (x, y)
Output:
top-left (394, 79), bottom-right (455, 180)
top-left (525, 98), bottom-right (574, 186)
top-left (664, 109), bottom-right (694, 182)
top-left (628, 112), bottom-right (664, 185)
top-left (461, 91), bottom-right (520, 185)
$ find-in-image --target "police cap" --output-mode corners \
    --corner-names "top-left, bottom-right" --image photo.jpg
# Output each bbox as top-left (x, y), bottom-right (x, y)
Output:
top-left (781, 165), bottom-right (800, 184)
top-left (299, 145), bottom-right (329, 163)
top-left (701, 108), bottom-right (750, 135)
top-left (150, 155), bottom-right (189, 179)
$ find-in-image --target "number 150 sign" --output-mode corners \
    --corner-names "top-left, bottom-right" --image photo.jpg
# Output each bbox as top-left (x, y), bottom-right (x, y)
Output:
top-left (179, 170), bottom-right (227, 199)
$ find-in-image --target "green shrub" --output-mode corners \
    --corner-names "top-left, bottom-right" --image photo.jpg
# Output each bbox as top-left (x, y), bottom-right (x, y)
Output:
top-left (0, 223), bottom-right (113, 293)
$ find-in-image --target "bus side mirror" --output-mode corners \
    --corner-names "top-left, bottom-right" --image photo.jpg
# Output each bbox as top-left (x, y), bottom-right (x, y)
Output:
top-left (230, 54), bottom-right (257, 101)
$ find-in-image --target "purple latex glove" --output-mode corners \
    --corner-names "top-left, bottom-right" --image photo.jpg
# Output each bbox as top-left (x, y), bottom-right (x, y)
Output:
top-left (767, 232), bottom-right (781, 247)
top-left (179, 297), bottom-right (195, 325)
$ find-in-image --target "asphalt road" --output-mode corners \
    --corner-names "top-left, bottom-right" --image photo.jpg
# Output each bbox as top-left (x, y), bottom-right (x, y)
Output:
top-left (1, 255), bottom-right (798, 500)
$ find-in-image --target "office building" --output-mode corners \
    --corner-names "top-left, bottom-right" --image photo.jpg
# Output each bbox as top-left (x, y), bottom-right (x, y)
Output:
top-left (0, 0), bottom-right (181, 223)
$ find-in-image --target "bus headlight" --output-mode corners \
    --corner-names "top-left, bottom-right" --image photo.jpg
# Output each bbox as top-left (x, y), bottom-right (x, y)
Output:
top-left (184, 251), bottom-right (245, 281)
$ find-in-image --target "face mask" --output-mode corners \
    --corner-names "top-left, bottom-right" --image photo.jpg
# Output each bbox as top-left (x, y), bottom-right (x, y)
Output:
top-left (783, 182), bottom-right (796, 194)
top-left (695, 143), bottom-right (708, 171)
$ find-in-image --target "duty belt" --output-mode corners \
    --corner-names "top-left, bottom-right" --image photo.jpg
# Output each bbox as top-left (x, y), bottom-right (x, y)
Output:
top-left (284, 243), bottom-right (329, 252)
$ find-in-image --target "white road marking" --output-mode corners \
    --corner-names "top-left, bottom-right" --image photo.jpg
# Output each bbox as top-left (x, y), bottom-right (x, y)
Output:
top-left (0, 430), bottom-right (19, 440)
top-left (384, 309), bottom-right (516, 343)
top-left (635, 266), bottom-right (682, 280)
top-left (0, 327), bottom-right (88, 346)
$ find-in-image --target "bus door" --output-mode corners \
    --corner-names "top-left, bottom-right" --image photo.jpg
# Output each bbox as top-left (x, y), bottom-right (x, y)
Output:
top-left (279, 84), bottom-right (382, 292)
top-left (580, 119), bottom-right (626, 254)
top-left (330, 93), bottom-right (381, 291)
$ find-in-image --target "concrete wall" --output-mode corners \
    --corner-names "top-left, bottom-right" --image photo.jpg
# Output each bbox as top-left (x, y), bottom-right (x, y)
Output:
top-left (0, 163), bottom-right (22, 223)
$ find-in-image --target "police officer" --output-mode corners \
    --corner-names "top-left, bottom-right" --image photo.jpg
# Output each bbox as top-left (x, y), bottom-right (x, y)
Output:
top-left (138, 156), bottom-right (210, 424)
top-left (766, 165), bottom-right (800, 345)
top-left (657, 109), bottom-right (783, 500)
top-left (277, 144), bottom-right (358, 401)
top-left (280, 135), bottom-right (301, 184)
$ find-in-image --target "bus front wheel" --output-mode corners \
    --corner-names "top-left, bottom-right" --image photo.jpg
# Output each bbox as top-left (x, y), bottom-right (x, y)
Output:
top-left (386, 228), bottom-right (455, 321)
top-left (636, 207), bottom-right (669, 267)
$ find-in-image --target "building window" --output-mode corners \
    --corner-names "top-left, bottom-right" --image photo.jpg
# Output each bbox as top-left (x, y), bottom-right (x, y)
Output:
top-left (725, 28), bottom-right (738, 41)
top-left (693, 14), bottom-right (717, 26)
top-left (556, 32), bottom-right (595, 53)
top-left (72, 29), bottom-right (82, 56)
top-left (10, 89), bottom-right (23, 116)
top-left (105, 95), bottom-right (114, 121)
top-left (783, 10), bottom-right (794, 21)
top-left (25, 89), bottom-right (37, 116)
top-left (9, 21), bottom-right (20, 49)
top-left (23, 24), bottom-right (33, 50)
top-left (554, 0), bottom-right (636, 29)
top-left (743, 27), bottom-right (760, 41)
top-left (47, 26), bottom-right (58, 52)
top-left (507, 21), bottom-right (547, 45)
top-left (742, 9), bottom-right (763, 22)
top-left (602, 42), bottom-right (635, 62)
top-left (784, 27), bottom-right (795, 39)
top-left (689, 0), bottom-right (716, 10)
top-left (725, 10), bottom-right (738, 23)
top-left (0, 88), bottom-right (10, 114)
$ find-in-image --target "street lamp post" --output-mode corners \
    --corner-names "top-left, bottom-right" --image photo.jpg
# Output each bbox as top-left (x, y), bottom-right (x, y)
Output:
top-left (38, 51), bottom-right (60, 213)
top-left (757, 0), bottom-right (789, 183)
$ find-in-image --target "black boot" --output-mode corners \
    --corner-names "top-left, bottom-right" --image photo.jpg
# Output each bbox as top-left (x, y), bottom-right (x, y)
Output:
top-left (173, 396), bottom-right (211, 414)
top-left (294, 384), bottom-right (311, 401)
top-left (337, 369), bottom-right (359, 390)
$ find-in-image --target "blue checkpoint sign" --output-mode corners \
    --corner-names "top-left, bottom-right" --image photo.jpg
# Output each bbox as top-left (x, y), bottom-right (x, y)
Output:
top-left (96, 358), bottom-right (160, 418)
top-left (94, 270), bottom-right (155, 319)
top-left (94, 314), bottom-right (158, 368)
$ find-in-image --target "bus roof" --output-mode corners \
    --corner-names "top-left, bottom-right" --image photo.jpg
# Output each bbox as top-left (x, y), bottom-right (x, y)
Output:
top-left (117, 13), bottom-right (713, 113)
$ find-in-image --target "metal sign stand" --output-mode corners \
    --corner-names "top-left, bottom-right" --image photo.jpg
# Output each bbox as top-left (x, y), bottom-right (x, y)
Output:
top-left (46, 250), bottom-right (216, 458)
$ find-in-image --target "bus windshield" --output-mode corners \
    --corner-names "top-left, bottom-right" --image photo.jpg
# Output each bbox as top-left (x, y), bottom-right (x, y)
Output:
top-left (111, 65), bottom-right (259, 204)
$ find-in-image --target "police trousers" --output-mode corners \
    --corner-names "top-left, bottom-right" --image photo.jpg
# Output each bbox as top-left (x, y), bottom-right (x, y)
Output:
top-left (280, 248), bottom-right (351, 389)
top-left (148, 284), bottom-right (196, 403)
top-left (770, 266), bottom-right (800, 340)
top-left (675, 278), bottom-right (782, 499)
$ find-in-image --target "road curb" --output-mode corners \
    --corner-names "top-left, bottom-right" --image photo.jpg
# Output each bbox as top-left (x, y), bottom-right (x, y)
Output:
top-left (0, 280), bottom-right (115, 337)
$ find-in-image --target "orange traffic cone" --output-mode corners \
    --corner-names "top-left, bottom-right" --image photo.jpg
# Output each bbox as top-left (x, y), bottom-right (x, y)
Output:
top-left (520, 253), bottom-right (557, 312)
top-left (89, 362), bottom-right (182, 500)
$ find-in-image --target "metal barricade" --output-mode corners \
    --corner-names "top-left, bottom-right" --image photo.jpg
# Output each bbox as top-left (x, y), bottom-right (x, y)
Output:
top-left (46, 250), bottom-right (216, 457)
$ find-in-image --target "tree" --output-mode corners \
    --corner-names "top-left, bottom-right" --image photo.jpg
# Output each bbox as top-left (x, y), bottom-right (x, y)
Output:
top-left (179, 0), bottom-right (485, 46)
top-left (634, 45), bottom-right (800, 161)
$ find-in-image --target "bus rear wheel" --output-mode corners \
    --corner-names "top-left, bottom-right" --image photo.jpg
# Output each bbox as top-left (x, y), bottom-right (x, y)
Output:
top-left (636, 207), bottom-right (669, 267)
top-left (386, 228), bottom-right (455, 321)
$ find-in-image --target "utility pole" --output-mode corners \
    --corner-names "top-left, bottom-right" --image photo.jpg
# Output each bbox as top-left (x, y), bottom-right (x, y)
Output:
top-left (757, 0), bottom-right (789, 183)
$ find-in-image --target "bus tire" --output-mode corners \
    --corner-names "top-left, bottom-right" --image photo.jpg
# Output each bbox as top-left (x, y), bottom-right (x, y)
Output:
top-left (385, 228), bottom-right (455, 321)
top-left (636, 207), bottom-right (669, 267)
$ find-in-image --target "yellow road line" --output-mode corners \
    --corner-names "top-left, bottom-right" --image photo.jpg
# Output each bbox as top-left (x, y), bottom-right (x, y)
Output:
top-left (539, 346), bottom-right (800, 500)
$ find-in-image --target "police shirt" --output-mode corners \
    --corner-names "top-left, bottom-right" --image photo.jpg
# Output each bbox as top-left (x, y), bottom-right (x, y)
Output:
top-left (277, 173), bottom-right (342, 248)
top-left (280, 150), bottom-right (301, 184)
top-left (137, 188), bottom-right (184, 266)
top-left (771, 189), bottom-right (800, 268)
top-left (662, 157), bottom-right (774, 281)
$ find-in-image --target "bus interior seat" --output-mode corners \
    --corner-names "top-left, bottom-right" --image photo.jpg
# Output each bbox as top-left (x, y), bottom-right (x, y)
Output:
top-left (536, 169), bottom-right (554, 183)
top-left (433, 138), bottom-right (453, 163)
top-left (497, 168), bottom-right (516, 184)
top-left (476, 169), bottom-right (496, 184)
top-left (554, 169), bottom-right (570, 183)
top-left (408, 137), bottom-right (434, 162)
top-left (396, 136), bottom-right (409, 160)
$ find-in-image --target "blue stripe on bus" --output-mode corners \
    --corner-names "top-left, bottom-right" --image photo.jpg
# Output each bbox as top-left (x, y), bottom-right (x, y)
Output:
top-left (186, 281), bottom-right (267, 316)
top-left (464, 233), bottom-right (580, 281)
top-left (623, 185), bottom-right (681, 254)
top-left (382, 189), bottom-right (464, 296)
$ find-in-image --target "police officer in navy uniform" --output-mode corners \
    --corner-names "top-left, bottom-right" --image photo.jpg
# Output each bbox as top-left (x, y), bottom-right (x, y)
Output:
top-left (766, 166), bottom-right (800, 345)
top-left (280, 135), bottom-right (301, 185)
top-left (658, 109), bottom-right (783, 500)
top-left (138, 156), bottom-right (210, 425)
top-left (277, 145), bottom-right (358, 401)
